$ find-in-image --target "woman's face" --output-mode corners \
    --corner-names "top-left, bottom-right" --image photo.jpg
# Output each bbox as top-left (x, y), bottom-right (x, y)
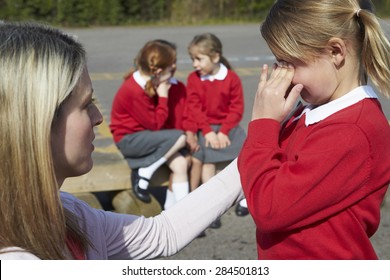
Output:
top-left (51, 67), bottom-right (103, 185)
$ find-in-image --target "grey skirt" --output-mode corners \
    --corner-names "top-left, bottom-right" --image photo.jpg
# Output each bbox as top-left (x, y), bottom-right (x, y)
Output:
top-left (116, 129), bottom-right (184, 169)
top-left (192, 125), bottom-right (246, 164)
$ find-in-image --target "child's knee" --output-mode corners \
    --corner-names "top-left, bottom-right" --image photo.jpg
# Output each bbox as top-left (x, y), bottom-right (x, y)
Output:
top-left (176, 134), bottom-right (187, 148)
top-left (171, 156), bottom-right (188, 173)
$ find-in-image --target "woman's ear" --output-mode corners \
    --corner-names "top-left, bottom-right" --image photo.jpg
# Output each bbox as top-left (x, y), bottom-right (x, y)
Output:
top-left (327, 37), bottom-right (347, 68)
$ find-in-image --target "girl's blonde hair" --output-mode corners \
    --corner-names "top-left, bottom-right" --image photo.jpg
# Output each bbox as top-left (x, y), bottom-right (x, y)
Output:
top-left (188, 33), bottom-right (232, 70)
top-left (124, 40), bottom-right (176, 97)
top-left (0, 22), bottom-right (89, 259)
top-left (261, 0), bottom-right (390, 98)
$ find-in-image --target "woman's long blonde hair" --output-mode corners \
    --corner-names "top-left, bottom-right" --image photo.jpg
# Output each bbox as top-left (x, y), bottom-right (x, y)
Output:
top-left (261, 0), bottom-right (390, 98)
top-left (0, 22), bottom-right (89, 259)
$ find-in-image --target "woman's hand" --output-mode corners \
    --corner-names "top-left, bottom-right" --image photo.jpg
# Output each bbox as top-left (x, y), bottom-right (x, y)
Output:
top-left (204, 131), bottom-right (220, 149)
top-left (251, 63), bottom-right (303, 122)
top-left (217, 132), bottom-right (231, 148)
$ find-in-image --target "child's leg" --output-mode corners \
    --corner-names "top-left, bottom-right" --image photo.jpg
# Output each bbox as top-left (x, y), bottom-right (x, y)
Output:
top-left (189, 157), bottom-right (203, 192)
top-left (138, 135), bottom-right (186, 189)
top-left (201, 163), bottom-right (216, 184)
top-left (235, 198), bottom-right (249, 216)
top-left (167, 152), bottom-right (189, 202)
top-left (164, 182), bottom-right (176, 210)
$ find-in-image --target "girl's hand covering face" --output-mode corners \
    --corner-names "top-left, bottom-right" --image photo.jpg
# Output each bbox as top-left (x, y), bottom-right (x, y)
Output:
top-left (251, 62), bottom-right (303, 122)
top-left (153, 66), bottom-right (175, 97)
top-left (152, 65), bottom-right (176, 88)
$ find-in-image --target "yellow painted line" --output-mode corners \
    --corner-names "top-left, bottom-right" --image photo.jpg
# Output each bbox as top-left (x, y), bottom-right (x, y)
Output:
top-left (94, 143), bottom-right (120, 154)
top-left (92, 100), bottom-right (120, 154)
top-left (92, 72), bottom-right (124, 80)
top-left (93, 120), bottom-right (121, 154)
top-left (96, 119), bottom-right (113, 138)
top-left (236, 68), bottom-right (261, 76)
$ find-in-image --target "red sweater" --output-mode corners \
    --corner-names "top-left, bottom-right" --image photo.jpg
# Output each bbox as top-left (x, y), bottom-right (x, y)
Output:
top-left (110, 76), bottom-right (186, 143)
top-left (183, 70), bottom-right (244, 135)
top-left (164, 81), bottom-right (187, 130)
top-left (238, 98), bottom-right (390, 259)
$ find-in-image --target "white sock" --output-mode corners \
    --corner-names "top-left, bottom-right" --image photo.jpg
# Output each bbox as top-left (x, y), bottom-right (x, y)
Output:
top-left (172, 181), bottom-right (189, 202)
top-left (138, 178), bottom-right (149, 190)
top-left (139, 157), bottom-right (167, 179)
top-left (164, 189), bottom-right (176, 210)
top-left (239, 199), bottom-right (247, 208)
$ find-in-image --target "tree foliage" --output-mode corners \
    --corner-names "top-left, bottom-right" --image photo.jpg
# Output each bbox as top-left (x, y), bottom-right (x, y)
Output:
top-left (0, 0), bottom-right (388, 27)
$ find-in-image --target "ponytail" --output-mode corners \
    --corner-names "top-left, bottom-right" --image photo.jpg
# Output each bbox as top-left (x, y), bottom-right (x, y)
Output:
top-left (358, 9), bottom-right (390, 98)
top-left (145, 79), bottom-right (156, 97)
top-left (220, 55), bottom-right (232, 70)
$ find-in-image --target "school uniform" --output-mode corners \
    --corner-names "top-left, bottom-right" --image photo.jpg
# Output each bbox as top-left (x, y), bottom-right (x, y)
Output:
top-left (238, 86), bottom-right (390, 259)
top-left (183, 63), bottom-right (246, 163)
top-left (110, 71), bottom-right (185, 169)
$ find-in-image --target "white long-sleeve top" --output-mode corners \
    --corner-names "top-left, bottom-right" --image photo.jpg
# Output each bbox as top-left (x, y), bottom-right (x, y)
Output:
top-left (1, 159), bottom-right (243, 260)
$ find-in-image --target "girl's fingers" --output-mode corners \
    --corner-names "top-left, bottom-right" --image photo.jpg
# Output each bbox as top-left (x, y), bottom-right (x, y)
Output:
top-left (274, 63), bottom-right (295, 94)
top-left (284, 84), bottom-right (303, 112)
top-left (259, 64), bottom-right (268, 84)
top-left (272, 62), bottom-right (291, 83)
top-left (269, 62), bottom-right (279, 80)
top-left (252, 61), bottom-right (300, 122)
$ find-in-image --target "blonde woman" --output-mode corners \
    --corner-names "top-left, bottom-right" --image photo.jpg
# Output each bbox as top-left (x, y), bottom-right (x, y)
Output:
top-left (0, 22), bottom-right (243, 260)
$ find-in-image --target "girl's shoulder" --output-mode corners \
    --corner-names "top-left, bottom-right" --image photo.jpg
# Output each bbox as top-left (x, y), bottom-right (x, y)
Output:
top-left (226, 69), bottom-right (241, 80)
top-left (187, 71), bottom-right (200, 80)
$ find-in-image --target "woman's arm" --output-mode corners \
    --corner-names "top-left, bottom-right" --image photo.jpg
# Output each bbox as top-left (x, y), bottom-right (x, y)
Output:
top-left (65, 159), bottom-right (243, 260)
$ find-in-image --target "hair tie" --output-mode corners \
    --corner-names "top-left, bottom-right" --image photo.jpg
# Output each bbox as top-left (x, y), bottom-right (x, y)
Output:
top-left (356, 8), bottom-right (362, 18)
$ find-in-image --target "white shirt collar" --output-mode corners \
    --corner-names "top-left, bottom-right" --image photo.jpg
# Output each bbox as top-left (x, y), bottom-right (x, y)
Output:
top-left (169, 77), bottom-right (178, 85)
top-left (133, 70), bottom-right (146, 88)
top-left (296, 86), bottom-right (378, 126)
top-left (200, 63), bottom-right (228, 81)
top-left (133, 70), bottom-right (178, 89)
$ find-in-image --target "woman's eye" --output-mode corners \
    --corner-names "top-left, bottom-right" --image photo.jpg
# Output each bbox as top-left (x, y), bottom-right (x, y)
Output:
top-left (86, 97), bottom-right (97, 108)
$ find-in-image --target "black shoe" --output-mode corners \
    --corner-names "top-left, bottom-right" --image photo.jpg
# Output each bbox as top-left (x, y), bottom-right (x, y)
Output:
top-left (131, 169), bottom-right (151, 203)
top-left (209, 218), bottom-right (221, 229)
top-left (235, 203), bottom-right (249, 217)
top-left (197, 231), bottom-right (206, 238)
